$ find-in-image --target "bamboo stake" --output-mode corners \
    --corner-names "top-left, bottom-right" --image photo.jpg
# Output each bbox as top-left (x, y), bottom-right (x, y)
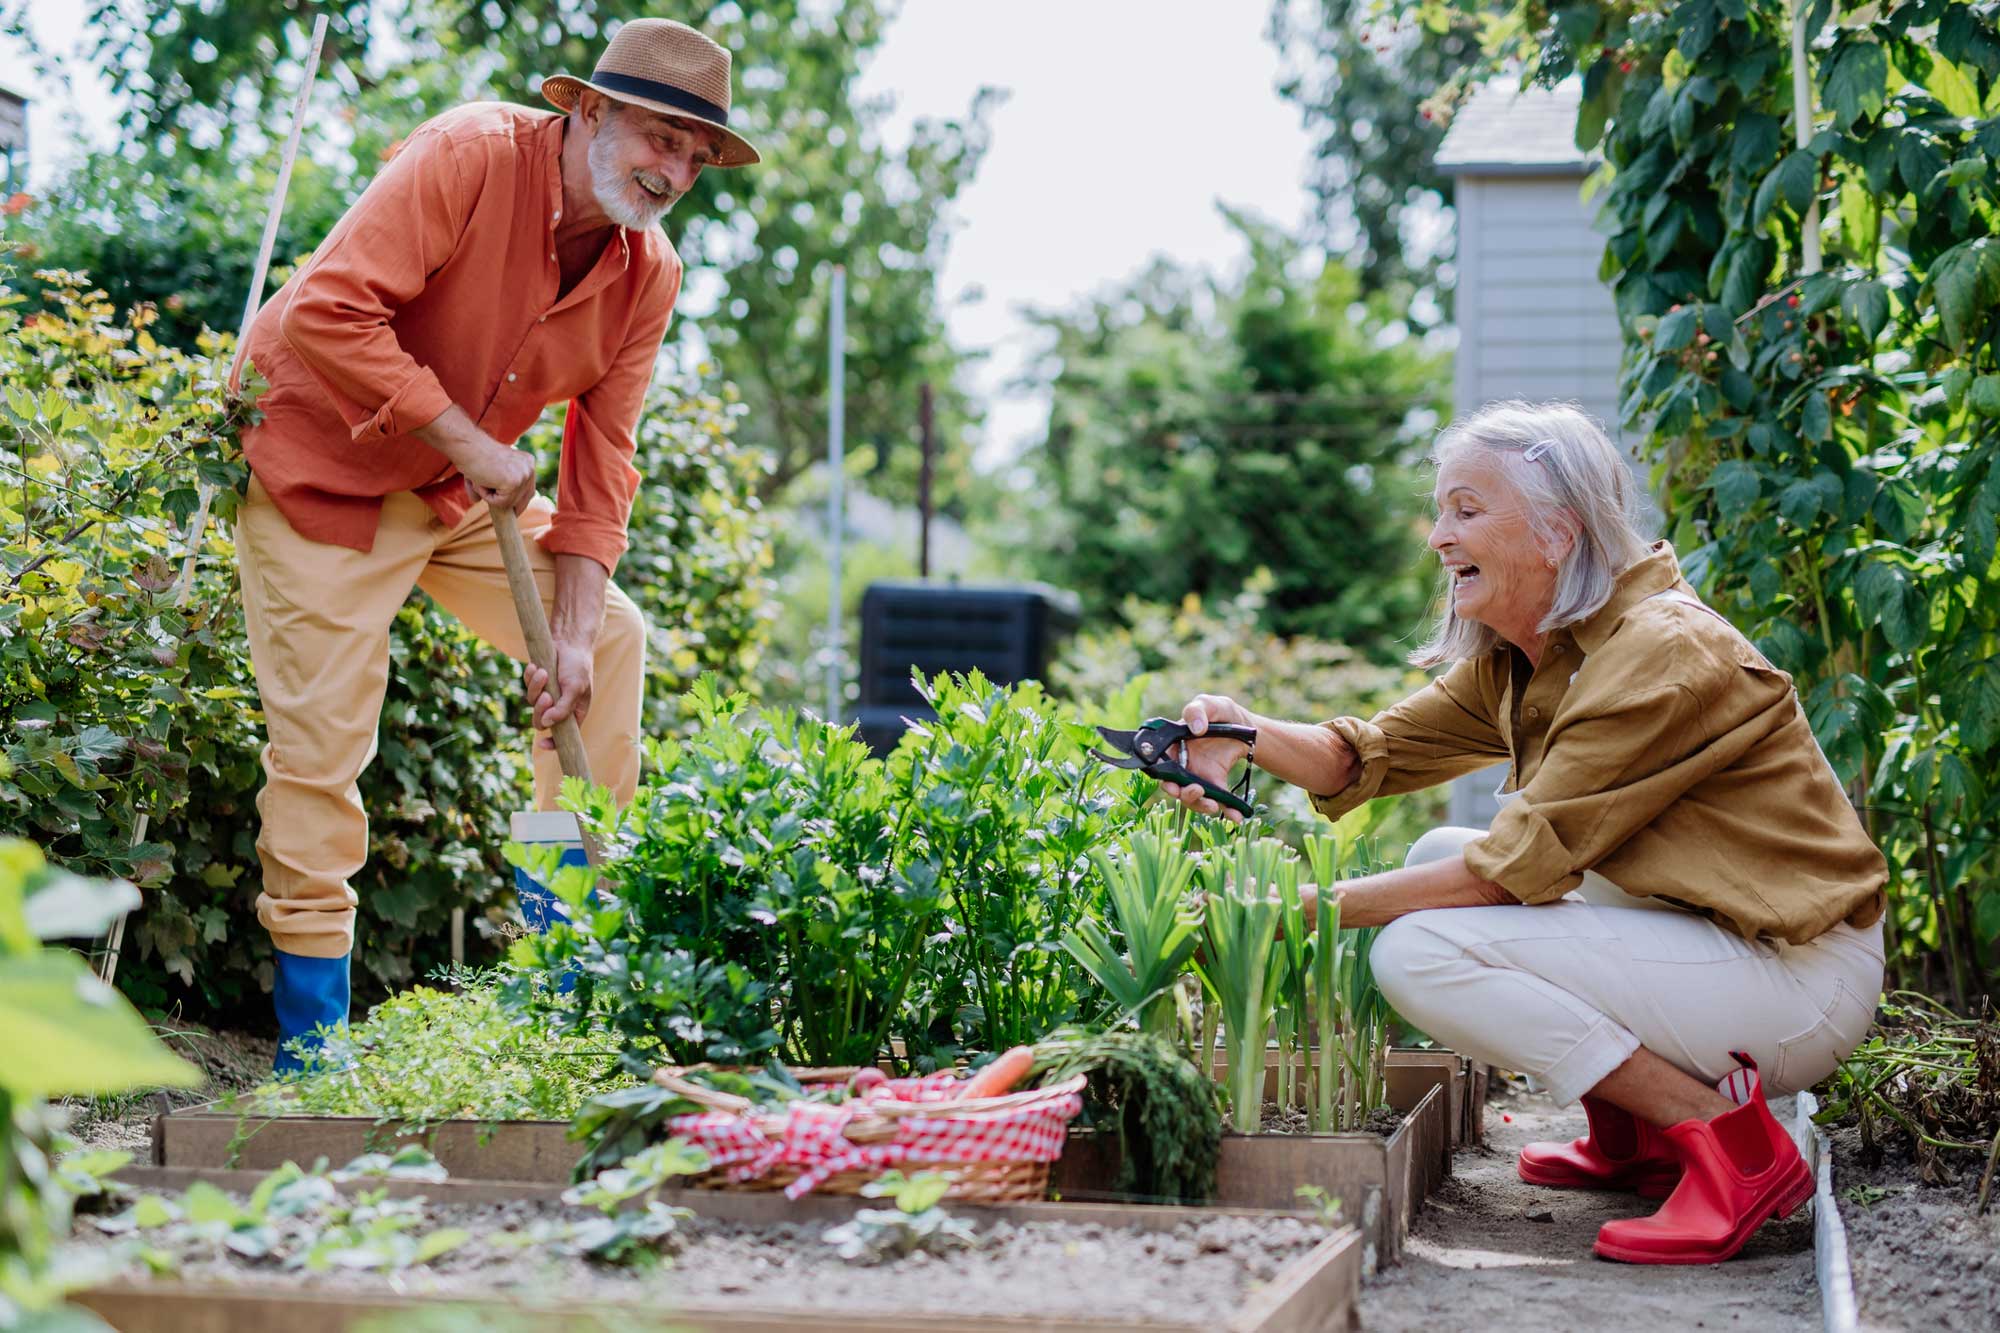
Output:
top-left (1790, 1), bottom-right (1822, 276)
top-left (98, 14), bottom-right (330, 989)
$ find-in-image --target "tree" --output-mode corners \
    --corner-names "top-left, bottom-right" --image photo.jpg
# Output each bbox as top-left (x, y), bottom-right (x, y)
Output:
top-left (1019, 211), bottom-right (1448, 658)
top-left (9, 0), bottom-right (993, 510)
top-left (1268, 0), bottom-right (1490, 325)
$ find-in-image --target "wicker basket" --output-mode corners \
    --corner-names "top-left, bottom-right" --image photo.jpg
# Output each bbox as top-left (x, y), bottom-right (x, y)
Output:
top-left (652, 1064), bottom-right (1086, 1204)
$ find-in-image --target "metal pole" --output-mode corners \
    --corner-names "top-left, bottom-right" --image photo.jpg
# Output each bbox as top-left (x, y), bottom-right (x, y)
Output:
top-left (825, 265), bottom-right (846, 722)
top-left (918, 382), bottom-right (934, 579)
top-left (1791, 2), bottom-right (1822, 275)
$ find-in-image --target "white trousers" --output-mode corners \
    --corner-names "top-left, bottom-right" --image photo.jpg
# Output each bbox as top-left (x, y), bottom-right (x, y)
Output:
top-left (1372, 827), bottom-right (1885, 1105)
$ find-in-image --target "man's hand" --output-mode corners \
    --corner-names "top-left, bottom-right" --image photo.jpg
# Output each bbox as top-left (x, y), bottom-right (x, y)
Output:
top-left (414, 404), bottom-right (538, 513)
top-left (457, 440), bottom-right (538, 513)
top-left (1159, 693), bottom-right (1259, 823)
top-left (522, 641), bottom-right (594, 748)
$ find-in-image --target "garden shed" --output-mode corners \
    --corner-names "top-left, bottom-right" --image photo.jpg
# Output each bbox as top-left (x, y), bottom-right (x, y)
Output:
top-left (0, 83), bottom-right (26, 188)
top-left (1435, 77), bottom-right (1627, 827)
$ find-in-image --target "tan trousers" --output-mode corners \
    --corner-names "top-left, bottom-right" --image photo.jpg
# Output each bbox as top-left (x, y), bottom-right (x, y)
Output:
top-left (236, 474), bottom-right (646, 958)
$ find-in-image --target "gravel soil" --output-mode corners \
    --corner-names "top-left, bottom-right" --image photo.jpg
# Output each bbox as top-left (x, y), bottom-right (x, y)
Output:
top-left (1357, 1081), bottom-right (1819, 1332)
top-left (1830, 1125), bottom-right (2000, 1331)
top-left (72, 1195), bottom-right (1333, 1324)
top-left (62, 1023), bottom-right (275, 1154)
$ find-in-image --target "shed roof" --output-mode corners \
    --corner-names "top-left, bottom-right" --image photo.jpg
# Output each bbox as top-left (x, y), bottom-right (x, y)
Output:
top-left (1435, 77), bottom-right (1590, 177)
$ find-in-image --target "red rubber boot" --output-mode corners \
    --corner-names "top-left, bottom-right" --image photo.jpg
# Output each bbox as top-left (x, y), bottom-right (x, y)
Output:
top-left (1593, 1053), bottom-right (1813, 1265)
top-left (1518, 1094), bottom-right (1683, 1198)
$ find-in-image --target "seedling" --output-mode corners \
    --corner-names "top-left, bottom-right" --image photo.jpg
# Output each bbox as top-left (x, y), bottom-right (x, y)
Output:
top-left (822, 1170), bottom-right (980, 1264)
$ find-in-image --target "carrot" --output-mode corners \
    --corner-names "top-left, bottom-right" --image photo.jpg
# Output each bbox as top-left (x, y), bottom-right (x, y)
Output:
top-left (960, 1046), bottom-right (1035, 1100)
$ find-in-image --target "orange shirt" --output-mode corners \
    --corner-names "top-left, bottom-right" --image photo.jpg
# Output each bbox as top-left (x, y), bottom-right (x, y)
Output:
top-left (235, 101), bottom-right (683, 575)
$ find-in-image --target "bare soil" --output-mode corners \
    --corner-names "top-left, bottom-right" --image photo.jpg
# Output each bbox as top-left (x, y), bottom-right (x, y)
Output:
top-left (1256, 1100), bottom-right (1404, 1136)
top-left (74, 1195), bottom-right (1333, 1324)
top-left (1830, 1125), bottom-right (2000, 1331)
top-left (62, 1023), bottom-right (275, 1154)
top-left (1357, 1081), bottom-right (1819, 1331)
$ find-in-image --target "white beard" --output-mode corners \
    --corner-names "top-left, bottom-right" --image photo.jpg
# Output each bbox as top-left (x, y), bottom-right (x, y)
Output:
top-left (588, 121), bottom-right (680, 230)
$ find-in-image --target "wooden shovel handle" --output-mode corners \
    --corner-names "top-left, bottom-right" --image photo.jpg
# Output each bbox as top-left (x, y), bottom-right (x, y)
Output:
top-left (489, 503), bottom-right (595, 787)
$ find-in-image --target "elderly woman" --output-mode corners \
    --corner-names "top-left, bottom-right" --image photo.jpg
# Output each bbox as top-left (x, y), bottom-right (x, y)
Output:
top-left (1166, 400), bottom-right (1886, 1266)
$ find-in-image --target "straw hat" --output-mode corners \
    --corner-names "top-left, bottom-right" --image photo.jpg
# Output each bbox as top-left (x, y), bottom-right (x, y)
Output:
top-left (540, 18), bottom-right (760, 168)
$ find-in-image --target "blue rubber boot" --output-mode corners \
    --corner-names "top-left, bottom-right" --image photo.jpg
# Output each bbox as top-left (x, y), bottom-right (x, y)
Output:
top-left (272, 949), bottom-right (350, 1075)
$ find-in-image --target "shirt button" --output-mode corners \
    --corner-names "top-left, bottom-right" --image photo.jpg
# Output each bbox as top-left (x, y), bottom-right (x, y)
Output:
top-left (506, 372), bottom-right (517, 383)
top-left (1526, 706), bottom-right (1541, 720)
top-left (552, 210), bottom-right (561, 221)
top-left (538, 315), bottom-right (548, 323)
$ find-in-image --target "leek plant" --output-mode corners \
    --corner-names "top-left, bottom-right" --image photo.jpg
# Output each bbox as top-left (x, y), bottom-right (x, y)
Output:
top-left (1302, 831), bottom-right (1392, 1131)
top-left (1061, 807), bottom-right (1203, 1040)
top-left (1192, 835), bottom-right (1292, 1132)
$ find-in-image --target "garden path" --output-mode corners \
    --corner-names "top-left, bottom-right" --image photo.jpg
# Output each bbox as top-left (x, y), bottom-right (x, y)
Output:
top-left (1357, 1084), bottom-right (1819, 1331)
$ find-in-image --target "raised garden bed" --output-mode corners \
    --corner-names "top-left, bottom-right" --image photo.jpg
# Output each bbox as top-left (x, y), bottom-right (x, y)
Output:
top-left (1053, 1081), bottom-right (1448, 1271)
top-left (75, 1166), bottom-right (1362, 1333)
top-left (152, 1067), bottom-right (1451, 1271)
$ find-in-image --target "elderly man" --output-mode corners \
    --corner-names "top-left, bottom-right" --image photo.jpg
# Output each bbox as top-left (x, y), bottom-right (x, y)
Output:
top-left (230, 18), bottom-right (759, 1070)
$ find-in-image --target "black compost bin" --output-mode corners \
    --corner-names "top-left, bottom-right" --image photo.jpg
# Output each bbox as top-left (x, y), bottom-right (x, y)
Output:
top-left (854, 581), bottom-right (1081, 754)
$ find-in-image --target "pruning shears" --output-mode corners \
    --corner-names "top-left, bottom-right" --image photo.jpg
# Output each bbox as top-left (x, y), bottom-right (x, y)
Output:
top-left (1090, 717), bottom-right (1259, 818)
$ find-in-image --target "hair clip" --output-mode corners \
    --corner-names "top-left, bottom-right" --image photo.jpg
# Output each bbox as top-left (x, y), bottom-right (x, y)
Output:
top-left (1523, 440), bottom-right (1555, 463)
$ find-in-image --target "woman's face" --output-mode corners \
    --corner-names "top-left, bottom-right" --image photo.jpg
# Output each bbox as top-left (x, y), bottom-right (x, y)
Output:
top-left (1428, 451), bottom-right (1562, 644)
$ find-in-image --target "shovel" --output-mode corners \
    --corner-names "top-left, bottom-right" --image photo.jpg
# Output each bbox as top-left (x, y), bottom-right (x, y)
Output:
top-left (490, 503), bottom-right (608, 874)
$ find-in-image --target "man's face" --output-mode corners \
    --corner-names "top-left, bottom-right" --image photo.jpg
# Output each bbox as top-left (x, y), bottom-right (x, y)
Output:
top-left (586, 100), bottom-right (724, 229)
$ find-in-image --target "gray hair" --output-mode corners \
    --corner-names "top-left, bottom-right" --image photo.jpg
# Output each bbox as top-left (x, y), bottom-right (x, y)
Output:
top-left (1411, 400), bottom-right (1653, 667)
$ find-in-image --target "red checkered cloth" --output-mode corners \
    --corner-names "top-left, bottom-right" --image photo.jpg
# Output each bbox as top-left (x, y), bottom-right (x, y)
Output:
top-left (660, 1078), bottom-right (1085, 1200)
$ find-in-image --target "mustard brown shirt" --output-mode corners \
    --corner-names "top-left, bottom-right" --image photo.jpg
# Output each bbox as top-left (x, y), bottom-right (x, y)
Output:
top-left (1311, 543), bottom-right (1887, 945)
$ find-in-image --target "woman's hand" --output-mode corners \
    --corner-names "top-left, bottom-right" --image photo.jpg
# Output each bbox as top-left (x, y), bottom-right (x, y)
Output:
top-left (1161, 694), bottom-right (1258, 822)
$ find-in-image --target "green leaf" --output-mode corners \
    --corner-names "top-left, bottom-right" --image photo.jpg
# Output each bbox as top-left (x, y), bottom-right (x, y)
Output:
top-left (1656, 306), bottom-right (1700, 352)
top-left (1801, 390), bottom-right (1832, 443)
top-left (133, 1194), bottom-right (178, 1229)
top-left (1973, 891), bottom-right (2000, 948)
top-left (0, 951), bottom-right (201, 1095)
top-left (1928, 240), bottom-right (1994, 353)
top-left (412, 1227), bottom-right (472, 1265)
top-left (1773, 150), bottom-right (1818, 212)
top-left (1944, 367), bottom-right (1974, 411)
top-left (1925, 56), bottom-right (1983, 119)
top-left (1969, 376), bottom-right (2000, 418)
top-left (1841, 280), bottom-right (1890, 345)
top-left (1820, 39), bottom-right (1888, 128)
top-left (1955, 657), bottom-right (2000, 751)
top-left (1779, 477), bottom-right (1825, 527)
top-left (23, 870), bottom-right (139, 941)
top-left (1852, 560), bottom-right (1926, 653)
top-left (1731, 113), bottom-right (1782, 173)
top-left (184, 1179), bottom-right (242, 1227)
top-left (1711, 460), bottom-right (1763, 519)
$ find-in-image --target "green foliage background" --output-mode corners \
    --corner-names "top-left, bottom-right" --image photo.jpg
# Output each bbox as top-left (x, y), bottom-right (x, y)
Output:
top-left (1427, 0), bottom-right (2000, 998)
top-left (1018, 213), bottom-right (1450, 659)
top-left (0, 273), bottom-right (774, 1021)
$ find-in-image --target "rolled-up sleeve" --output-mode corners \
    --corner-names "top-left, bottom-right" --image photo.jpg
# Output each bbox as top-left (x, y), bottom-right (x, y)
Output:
top-left (1311, 657), bottom-right (1508, 821)
top-left (540, 259), bottom-right (681, 576)
top-left (1464, 682), bottom-right (1709, 903)
top-left (277, 129), bottom-right (472, 443)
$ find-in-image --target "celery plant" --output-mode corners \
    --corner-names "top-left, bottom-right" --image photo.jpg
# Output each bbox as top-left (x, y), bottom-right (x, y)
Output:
top-left (1192, 836), bottom-right (1291, 1132)
top-left (1061, 808), bottom-right (1204, 1040)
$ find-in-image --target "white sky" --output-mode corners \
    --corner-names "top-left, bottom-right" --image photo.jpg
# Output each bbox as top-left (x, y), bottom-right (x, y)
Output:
top-left (1, 0), bottom-right (1317, 466)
